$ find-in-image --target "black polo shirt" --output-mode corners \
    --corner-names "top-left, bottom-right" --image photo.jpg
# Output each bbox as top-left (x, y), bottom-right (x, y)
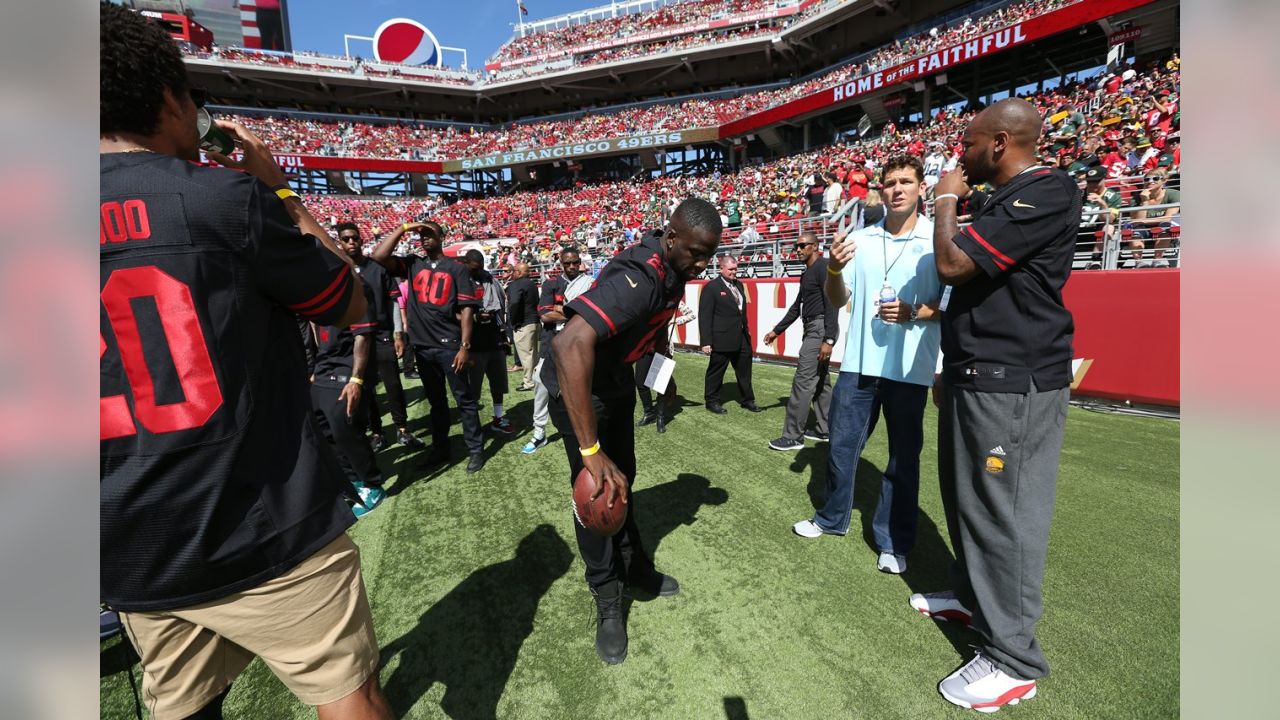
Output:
top-left (943, 167), bottom-right (1079, 393)
top-left (540, 232), bottom-right (684, 399)
top-left (771, 257), bottom-right (839, 343)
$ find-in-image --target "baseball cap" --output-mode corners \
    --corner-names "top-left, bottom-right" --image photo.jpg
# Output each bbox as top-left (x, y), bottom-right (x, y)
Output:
top-left (1122, 68), bottom-right (1137, 81)
top-left (1085, 166), bottom-right (1106, 183)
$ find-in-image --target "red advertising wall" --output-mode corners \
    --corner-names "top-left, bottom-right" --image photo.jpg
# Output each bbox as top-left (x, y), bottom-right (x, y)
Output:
top-left (674, 271), bottom-right (1179, 407)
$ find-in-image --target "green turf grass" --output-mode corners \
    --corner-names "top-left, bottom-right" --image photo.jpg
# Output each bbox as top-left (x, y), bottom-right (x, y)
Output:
top-left (101, 354), bottom-right (1178, 719)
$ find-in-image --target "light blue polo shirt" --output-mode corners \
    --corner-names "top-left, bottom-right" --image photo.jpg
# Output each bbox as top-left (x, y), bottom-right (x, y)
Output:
top-left (839, 215), bottom-right (943, 386)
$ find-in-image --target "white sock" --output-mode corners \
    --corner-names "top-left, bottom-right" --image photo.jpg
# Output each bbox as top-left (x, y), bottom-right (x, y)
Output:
top-left (493, 402), bottom-right (504, 419)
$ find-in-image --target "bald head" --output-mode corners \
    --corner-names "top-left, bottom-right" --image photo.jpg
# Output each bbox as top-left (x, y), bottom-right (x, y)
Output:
top-left (957, 98), bottom-right (1043, 185)
top-left (514, 262), bottom-right (529, 279)
top-left (972, 98), bottom-right (1043, 149)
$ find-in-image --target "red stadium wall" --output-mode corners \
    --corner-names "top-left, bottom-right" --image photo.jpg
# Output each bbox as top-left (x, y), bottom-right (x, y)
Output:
top-left (673, 270), bottom-right (1179, 407)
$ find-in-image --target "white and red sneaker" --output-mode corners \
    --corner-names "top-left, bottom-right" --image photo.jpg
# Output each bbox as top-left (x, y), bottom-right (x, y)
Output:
top-left (939, 654), bottom-right (1036, 713)
top-left (909, 590), bottom-right (973, 625)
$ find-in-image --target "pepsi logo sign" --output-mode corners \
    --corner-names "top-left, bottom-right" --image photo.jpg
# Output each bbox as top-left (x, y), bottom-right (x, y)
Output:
top-left (373, 18), bottom-right (441, 66)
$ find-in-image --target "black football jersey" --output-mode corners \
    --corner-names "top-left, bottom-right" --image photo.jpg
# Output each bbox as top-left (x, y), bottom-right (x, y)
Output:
top-left (312, 318), bottom-right (378, 383)
top-left (354, 256), bottom-right (397, 333)
top-left (390, 255), bottom-right (479, 348)
top-left (100, 153), bottom-right (357, 612)
top-left (541, 232), bottom-right (685, 398)
top-left (537, 275), bottom-right (567, 359)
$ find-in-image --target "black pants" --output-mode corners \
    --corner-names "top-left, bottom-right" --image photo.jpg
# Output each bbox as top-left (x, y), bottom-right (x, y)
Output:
top-left (367, 333), bottom-right (408, 434)
top-left (704, 346), bottom-right (755, 405)
top-left (549, 391), bottom-right (654, 588)
top-left (634, 351), bottom-right (678, 414)
top-left (415, 346), bottom-right (484, 456)
top-left (311, 382), bottom-right (384, 488)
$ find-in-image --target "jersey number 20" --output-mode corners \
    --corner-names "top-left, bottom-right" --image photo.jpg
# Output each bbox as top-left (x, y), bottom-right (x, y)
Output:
top-left (100, 266), bottom-right (224, 440)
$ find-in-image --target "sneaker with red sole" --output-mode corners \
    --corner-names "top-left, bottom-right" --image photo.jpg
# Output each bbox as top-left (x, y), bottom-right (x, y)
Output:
top-left (490, 417), bottom-right (516, 434)
top-left (939, 653), bottom-right (1036, 713)
top-left (909, 590), bottom-right (973, 626)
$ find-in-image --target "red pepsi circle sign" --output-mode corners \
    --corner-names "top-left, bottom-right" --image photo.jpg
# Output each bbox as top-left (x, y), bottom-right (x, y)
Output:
top-left (373, 18), bottom-right (441, 66)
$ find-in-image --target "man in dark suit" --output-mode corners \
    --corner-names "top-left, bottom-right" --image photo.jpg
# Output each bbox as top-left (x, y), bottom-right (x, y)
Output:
top-left (699, 256), bottom-right (761, 414)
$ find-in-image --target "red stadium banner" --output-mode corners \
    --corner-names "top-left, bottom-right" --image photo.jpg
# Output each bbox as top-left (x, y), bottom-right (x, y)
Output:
top-left (719, 0), bottom-right (1161, 138)
top-left (199, 151), bottom-right (445, 174)
top-left (674, 270), bottom-right (1179, 407)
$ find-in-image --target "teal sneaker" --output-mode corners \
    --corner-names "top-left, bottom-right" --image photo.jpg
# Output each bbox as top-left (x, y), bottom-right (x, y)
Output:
top-left (520, 435), bottom-right (547, 455)
top-left (353, 485), bottom-right (386, 519)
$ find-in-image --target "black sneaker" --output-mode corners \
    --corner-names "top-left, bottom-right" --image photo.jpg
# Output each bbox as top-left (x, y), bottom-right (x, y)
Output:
top-left (490, 417), bottom-right (516, 434)
top-left (769, 437), bottom-right (804, 451)
top-left (396, 429), bottom-right (426, 449)
top-left (706, 403), bottom-right (728, 415)
top-left (404, 370), bottom-right (419, 379)
top-left (803, 430), bottom-right (829, 442)
top-left (636, 411), bottom-right (657, 427)
top-left (369, 434), bottom-right (387, 452)
top-left (627, 568), bottom-right (680, 598)
top-left (466, 452), bottom-right (485, 474)
top-left (741, 402), bottom-right (764, 413)
top-left (590, 580), bottom-right (627, 664)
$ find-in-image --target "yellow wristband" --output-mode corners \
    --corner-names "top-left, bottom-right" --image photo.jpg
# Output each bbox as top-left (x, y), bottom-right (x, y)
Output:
top-left (274, 187), bottom-right (298, 201)
top-left (579, 441), bottom-right (601, 457)
top-left (348, 377), bottom-right (364, 386)
top-left (827, 265), bottom-right (843, 276)
top-left (401, 223), bottom-right (411, 233)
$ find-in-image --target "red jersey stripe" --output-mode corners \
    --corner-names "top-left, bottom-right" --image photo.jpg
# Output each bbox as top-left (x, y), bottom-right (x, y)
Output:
top-left (287, 268), bottom-right (348, 312)
top-left (963, 226), bottom-right (1014, 270)
top-left (297, 273), bottom-right (351, 319)
top-left (576, 296), bottom-right (617, 335)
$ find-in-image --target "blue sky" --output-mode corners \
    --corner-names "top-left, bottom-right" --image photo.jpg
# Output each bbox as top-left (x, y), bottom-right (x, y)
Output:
top-left (287, 0), bottom-right (600, 66)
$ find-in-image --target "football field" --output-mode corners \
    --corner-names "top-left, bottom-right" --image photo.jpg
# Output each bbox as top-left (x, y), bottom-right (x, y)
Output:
top-left (101, 354), bottom-right (1179, 719)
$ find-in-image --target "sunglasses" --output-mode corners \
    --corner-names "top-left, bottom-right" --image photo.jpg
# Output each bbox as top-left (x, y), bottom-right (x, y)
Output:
top-left (1145, 176), bottom-right (1164, 183)
top-left (795, 243), bottom-right (815, 249)
top-left (561, 260), bottom-right (582, 266)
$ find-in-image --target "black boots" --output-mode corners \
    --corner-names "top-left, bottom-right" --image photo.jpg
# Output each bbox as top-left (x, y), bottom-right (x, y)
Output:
top-left (637, 410), bottom-right (657, 427)
top-left (655, 410), bottom-right (667, 434)
top-left (590, 580), bottom-right (627, 665)
top-left (628, 566), bottom-right (680, 598)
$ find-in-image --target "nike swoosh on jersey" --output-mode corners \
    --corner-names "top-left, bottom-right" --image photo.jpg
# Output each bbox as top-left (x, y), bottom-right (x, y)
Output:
top-left (625, 275), bottom-right (638, 288)
top-left (1012, 199), bottom-right (1036, 208)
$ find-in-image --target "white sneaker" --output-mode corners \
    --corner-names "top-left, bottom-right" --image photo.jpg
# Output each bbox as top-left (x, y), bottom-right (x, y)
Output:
top-left (876, 552), bottom-right (907, 574)
top-left (908, 590), bottom-right (973, 625)
top-left (939, 653), bottom-right (1037, 713)
top-left (792, 519), bottom-right (825, 538)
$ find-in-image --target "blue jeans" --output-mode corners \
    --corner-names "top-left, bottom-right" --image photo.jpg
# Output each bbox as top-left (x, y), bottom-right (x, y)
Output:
top-left (813, 372), bottom-right (927, 555)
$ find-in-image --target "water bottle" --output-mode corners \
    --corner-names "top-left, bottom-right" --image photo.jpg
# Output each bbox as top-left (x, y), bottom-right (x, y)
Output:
top-left (878, 282), bottom-right (897, 324)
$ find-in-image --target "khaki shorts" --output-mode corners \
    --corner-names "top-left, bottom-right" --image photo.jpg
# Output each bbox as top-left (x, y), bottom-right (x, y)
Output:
top-left (119, 534), bottom-right (379, 719)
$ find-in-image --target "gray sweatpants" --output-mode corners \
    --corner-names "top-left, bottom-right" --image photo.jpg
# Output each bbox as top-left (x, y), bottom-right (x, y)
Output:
top-left (938, 378), bottom-right (1069, 680)
top-left (782, 317), bottom-right (833, 441)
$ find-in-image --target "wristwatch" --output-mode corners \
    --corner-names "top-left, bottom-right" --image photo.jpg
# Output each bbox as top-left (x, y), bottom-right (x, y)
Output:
top-left (823, 338), bottom-right (836, 346)
top-left (908, 305), bottom-right (919, 322)
top-left (461, 341), bottom-right (471, 350)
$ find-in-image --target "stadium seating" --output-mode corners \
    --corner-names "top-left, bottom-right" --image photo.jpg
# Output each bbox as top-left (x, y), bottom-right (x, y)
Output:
top-left (200, 0), bottom-right (1084, 165)
top-left (301, 57), bottom-right (1178, 278)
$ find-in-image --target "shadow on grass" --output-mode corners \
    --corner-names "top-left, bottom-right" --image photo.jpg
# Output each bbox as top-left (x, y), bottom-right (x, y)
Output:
top-left (380, 524), bottom-right (573, 720)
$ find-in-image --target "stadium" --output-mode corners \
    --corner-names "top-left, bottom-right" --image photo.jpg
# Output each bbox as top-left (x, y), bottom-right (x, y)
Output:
top-left (101, 0), bottom-right (1180, 717)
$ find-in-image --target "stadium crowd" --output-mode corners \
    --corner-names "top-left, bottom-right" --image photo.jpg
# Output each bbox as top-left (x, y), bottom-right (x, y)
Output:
top-left (490, 0), bottom-right (794, 65)
top-left (302, 55), bottom-right (1178, 272)
top-left (197, 0), bottom-right (1079, 164)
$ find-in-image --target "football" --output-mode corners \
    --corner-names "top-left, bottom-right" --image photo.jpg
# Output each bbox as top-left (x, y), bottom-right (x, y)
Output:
top-left (572, 466), bottom-right (627, 537)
